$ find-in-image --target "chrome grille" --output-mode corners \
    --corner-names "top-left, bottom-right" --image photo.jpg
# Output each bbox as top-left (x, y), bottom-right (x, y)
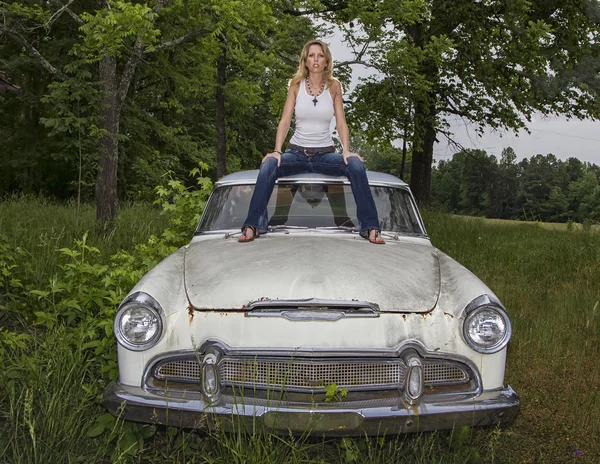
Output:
top-left (156, 359), bottom-right (201, 381)
top-left (152, 356), bottom-right (471, 389)
top-left (219, 359), bottom-right (406, 391)
top-left (424, 363), bottom-right (469, 385)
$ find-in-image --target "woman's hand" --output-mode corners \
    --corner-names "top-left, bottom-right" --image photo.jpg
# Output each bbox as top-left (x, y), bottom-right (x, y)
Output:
top-left (262, 151), bottom-right (282, 166)
top-left (343, 151), bottom-right (364, 165)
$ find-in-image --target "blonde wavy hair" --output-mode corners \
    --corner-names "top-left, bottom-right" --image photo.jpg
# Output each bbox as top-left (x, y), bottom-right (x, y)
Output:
top-left (290, 40), bottom-right (335, 88)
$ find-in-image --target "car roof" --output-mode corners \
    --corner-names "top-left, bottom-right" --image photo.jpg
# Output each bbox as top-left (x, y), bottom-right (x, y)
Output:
top-left (215, 170), bottom-right (408, 187)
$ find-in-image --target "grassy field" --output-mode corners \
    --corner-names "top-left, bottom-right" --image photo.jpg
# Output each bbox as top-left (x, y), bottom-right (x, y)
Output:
top-left (0, 196), bottom-right (170, 289)
top-left (1, 198), bottom-right (599, 463)
top-left (425, 211), bottom-right (600, 463)
top-left (451, 213), bottom-right (600, 233)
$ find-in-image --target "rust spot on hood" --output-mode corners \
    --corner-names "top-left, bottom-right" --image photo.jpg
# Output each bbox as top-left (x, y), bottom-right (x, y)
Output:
top-left (187, 304), bottom-right (194, 324)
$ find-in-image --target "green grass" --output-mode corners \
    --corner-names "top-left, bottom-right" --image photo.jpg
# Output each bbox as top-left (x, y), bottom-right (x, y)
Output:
top-left (424, 210), bottom-right (600, 463)
top-left (0, 327), bottom-right (109, 464)
top-left (0, 195), bottom-right (169, 288)
top-left (450, 213), bottom-right (600, 233)
top-left (1, 200), bottom-right (599, 463)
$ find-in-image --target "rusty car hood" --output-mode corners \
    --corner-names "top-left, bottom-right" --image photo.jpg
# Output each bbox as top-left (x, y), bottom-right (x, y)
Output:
top-left (184, 233), bottom-right (440, 313)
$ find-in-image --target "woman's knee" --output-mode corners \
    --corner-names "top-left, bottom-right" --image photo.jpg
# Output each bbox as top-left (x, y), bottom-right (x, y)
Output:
top-left (347, 156), bottom-right (366, 173)
top-left (260, 157), bottom-right (279, 172)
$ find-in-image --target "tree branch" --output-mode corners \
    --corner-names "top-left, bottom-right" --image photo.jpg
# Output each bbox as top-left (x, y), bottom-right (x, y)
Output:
top-left (242, 31), bottom-right (297, 65)
top-left (439, 96), bottom-right (472, 118)
top-left (151, 0), bottom-right (170, 15)
top-left (116, 0), bottom-right (193, 110)
top-left (49, 0), bottom-right (84, 27)
top-left (151, 28), bottom-right (212, 53)
top-left (282, 0), bottom-right (349, 16)
top-left (335, 59), bottom-right (381, 71)
top-left (117, 40), bottom-right (144, 110)
top-left (438, 129), bottom-right (466, 152)
top-left (438, 106), bottom-right (472, 118)
top-left (0, 24), bottom-right (68, 81)
top-left (118, 2), bottom-right (208, 109)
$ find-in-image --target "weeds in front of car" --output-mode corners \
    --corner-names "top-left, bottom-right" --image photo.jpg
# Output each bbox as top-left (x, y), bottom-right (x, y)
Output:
top-left (1, 195), bottom-right (600, 462)
top-left (1, 327), bottom-right (108, 463)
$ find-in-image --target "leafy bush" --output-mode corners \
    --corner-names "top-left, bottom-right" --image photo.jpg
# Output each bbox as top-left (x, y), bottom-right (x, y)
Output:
top-left (154, 162), bottom-right (213, 246)
top-left (0, 166), bottom-right (212, 461)
top-left (0, 234), bottom-right (28, 320)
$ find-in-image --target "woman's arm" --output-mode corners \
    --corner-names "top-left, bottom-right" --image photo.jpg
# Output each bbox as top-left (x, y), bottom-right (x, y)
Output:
top-left (331, 79), bottom-right (364, 164)
top-left (263, 83), bottom-right (298, 166)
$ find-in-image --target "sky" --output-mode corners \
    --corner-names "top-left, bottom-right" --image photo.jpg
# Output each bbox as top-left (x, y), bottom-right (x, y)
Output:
top-left (435, 116), bottom-right (600, 165)
top-left (327, 37), bottom-right (600, 166)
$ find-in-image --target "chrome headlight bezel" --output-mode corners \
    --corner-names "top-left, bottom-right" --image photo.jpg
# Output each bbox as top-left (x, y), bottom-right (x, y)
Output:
top-left (461, 294), bottom-right (512, 354)
top-left (114, 292), bottom-right (165, 351)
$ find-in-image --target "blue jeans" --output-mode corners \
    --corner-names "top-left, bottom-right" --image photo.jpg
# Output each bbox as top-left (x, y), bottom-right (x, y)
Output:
top-left (242, 149), bottom-right (380, 233)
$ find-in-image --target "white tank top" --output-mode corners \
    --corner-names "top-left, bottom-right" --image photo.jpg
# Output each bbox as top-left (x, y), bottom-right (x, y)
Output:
top-left (289, 81), bottom-right (335, 147)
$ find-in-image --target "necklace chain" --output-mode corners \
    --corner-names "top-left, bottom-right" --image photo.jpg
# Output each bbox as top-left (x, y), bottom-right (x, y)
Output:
top-left (306, 78), bottom-right (325, 106)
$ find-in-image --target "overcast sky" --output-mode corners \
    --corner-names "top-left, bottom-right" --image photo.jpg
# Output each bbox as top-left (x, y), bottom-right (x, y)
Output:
top-left (435, 116), bottom-right (600, 165)
top-left (328, 38), bottom-right (600, 166)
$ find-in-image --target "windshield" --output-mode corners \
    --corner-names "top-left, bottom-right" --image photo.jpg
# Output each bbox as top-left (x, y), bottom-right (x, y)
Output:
top-left (196, 183), bottom-right (424, 235)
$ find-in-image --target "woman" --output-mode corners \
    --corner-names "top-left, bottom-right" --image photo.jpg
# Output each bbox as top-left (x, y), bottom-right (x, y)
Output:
top-left (239, 39), bottom-right (384, 244)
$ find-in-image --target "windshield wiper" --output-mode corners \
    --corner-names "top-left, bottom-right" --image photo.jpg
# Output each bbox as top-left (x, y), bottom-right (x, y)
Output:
top-left (268, 225), bottom-right (309, 231)
top-left (313, 226), bottom-right (359, 232)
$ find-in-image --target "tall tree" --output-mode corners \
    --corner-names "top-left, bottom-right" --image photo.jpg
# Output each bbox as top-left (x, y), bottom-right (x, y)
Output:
top-left (320, 0), bottom-right (600, 203)
top-left (0, 0), bottom-right (216, 225)
top-left (491, 147), bottom-right (522, 219)
top-left (0, 0), bottom-right (309, 224)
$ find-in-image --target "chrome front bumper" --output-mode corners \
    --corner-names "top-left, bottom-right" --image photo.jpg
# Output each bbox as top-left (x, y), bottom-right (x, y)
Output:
top-left (104, 382), bottom-right (520, 436)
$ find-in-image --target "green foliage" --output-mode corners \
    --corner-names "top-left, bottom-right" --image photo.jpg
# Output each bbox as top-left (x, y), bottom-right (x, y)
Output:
top-left (339, 437), bottom-right (361, 463)
top-left (431, 148), bottom-right (600, 225)
top-left (0, 329), bottom-right (30, 372)
top-left (87, 412), bottom-right (156, 458)
top-left (2, 197), bottom-right (600, 461)
top-left (154, 163), bottom-right (213, 245)
top-left (324, 382), bottom-right (348, 402)
top-left (0, 234), bottom-right (26, 313)
top-left (29, 233), bottom-right (107, 328)
top-left (0, 169), bottom-right (210, 389)
top-left (327, 0), bottom-right (600, 200)
top-left (353, 134), bottom-right (410, 180)
top-left (0, 1), bottom-right (47, 23)
top-left (0, 328), bottom-right (108, 463)
top-left (78, 1), bottom-right (160, 61)
top-left (0, 0), bottom-right (317, 205)
top-left (38, 60), bottom-right (103, 200)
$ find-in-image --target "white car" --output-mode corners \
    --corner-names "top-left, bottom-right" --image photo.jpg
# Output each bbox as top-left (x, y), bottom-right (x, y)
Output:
top-left (104, 170), bottom-right (519, 435)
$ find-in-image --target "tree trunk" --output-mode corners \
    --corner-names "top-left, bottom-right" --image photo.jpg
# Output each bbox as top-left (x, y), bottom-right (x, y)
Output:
top-left (410, 101), bottom-right (436, 204)
top-left (215, 47), bottom-right (227, 179)
top-left (96, 55), bottom-right (119, 227)
top-left (400, 136), bottom-right (407, 180)
top-left (406, 21), bottom-right (438, 205)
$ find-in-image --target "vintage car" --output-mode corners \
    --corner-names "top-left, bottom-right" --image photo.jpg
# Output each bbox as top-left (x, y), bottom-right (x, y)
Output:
top-left (104, 170), bottom-right (520, 435)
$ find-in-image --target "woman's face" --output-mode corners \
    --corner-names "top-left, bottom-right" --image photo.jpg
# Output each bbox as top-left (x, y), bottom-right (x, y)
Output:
top-left (305, 44), bottom-right (327, 74)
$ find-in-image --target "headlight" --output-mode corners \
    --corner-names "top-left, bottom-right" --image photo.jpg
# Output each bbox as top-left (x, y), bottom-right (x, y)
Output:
top-left (462, 295), bottom-right (511, 354)
top-left (115, 292), bottom-right (164, 351)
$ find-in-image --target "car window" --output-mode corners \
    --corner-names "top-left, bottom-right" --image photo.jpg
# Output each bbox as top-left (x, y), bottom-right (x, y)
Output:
top-left (196, 183), bottom-right (424, 235)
